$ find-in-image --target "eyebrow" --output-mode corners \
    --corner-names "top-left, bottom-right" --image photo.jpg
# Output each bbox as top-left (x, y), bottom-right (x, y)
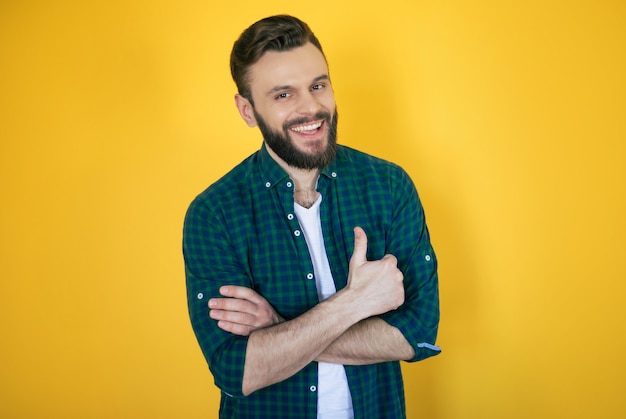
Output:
top-left (265, 74), bottom-right (330, 97)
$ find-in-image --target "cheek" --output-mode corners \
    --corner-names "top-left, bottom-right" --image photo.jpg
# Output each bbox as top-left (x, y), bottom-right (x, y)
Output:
top-left (263, 106), bottom-right (292, 128)
top-left (321, 95), bottom-right (336, 112)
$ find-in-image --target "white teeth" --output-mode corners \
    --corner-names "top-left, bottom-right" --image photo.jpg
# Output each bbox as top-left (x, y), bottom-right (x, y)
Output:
top-left (291, 122), bottom-right (322, 132)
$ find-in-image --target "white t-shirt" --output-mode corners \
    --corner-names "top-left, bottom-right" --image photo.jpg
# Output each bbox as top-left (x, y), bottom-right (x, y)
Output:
top-left (295, 195), bottom-right (354, 419)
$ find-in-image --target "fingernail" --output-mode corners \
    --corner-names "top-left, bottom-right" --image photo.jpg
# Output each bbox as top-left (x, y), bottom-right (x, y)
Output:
top-left (209, 299), bottom-right (216, 307)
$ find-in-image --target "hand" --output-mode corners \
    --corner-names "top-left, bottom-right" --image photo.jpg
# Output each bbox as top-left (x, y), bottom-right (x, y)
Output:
top-left (346, 227), bottom-right (405, 316)
top-left (209, 286), bottom-right (284, 336)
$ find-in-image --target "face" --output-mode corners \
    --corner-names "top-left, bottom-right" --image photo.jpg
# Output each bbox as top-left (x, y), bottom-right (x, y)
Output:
top-left (236, 42), bottom-right (338, 170)
top-left (254, 107), bottom-right (338, 170)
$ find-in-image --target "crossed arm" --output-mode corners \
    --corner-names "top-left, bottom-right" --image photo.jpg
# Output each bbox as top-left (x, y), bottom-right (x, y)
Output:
top-left (210, 287), bottom-right (414, 365)
top-left (208, 227), bottom-right (415, 395)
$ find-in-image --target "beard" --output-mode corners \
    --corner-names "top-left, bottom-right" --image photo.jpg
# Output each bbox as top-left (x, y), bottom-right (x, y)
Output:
top-left (254, 108), bottom-right (338, 170)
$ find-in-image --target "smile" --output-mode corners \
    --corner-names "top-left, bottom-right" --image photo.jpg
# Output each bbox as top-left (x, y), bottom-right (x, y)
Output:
top-left (290, 121), bottom-right (323, 133)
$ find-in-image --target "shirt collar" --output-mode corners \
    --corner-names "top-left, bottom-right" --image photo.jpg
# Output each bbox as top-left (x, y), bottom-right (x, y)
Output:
top-left (258, 142), bottom-right (340, 189)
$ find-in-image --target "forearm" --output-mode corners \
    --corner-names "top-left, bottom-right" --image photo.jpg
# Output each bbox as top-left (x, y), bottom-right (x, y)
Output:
top-left (242, 290), bottom-right (363, 395)
top-left (219, 227), bottom-right (406, 395)
top-left (315, 317), bottom-right (415, 365)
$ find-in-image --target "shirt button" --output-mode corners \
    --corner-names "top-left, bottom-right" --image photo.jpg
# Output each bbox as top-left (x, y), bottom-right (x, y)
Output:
top-left (425, 255), bottom-right (431, 262)
top-left (309, 385), bottom-right (317, 392)
top-left (294, 230), bottom-right (301, 237)
top-left (197, 293), bottom-right (204, 299)
top-left (306, 273), bottom-right (314, 280)
top-left (286, 181), bottom-right (293, 188)
top-left (265, 182), bottom-right (271, 188)
top-left (331, 172), bottom-right (337, 178)
top-left (287, 213), bottom-right (294, 220)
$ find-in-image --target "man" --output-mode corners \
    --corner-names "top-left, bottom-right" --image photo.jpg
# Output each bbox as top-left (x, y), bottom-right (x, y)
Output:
top-left (183, 15), bottom-right (440, 419)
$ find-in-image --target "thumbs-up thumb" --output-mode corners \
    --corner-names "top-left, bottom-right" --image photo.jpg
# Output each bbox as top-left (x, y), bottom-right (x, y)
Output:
top-left (349, 226), bottom-right (368, 267)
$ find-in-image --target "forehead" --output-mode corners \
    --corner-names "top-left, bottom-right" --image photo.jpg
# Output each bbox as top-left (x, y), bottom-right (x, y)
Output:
top-left (247, 42), bottom-right (329, 96)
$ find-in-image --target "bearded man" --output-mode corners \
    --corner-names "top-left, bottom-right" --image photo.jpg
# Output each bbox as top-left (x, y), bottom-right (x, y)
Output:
top-left (183, 15), bottom-right (441, 419)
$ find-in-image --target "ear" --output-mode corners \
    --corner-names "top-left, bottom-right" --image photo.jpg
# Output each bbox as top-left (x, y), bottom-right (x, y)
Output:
top-left (234, 94), bottom-right (258, 127)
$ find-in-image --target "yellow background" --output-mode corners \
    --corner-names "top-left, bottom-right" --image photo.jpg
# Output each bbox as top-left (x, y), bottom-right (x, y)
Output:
top-left (1, 1), bottom-right (625, 418)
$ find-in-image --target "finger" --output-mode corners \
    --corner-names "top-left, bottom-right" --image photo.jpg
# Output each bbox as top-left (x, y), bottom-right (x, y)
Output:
top-left (210, 308), bottom-right (255, 325)
top-left (349, 226), bottom-right (368, 267)
top-left (220, 285), bottom-right (265, 304)
top-left (216, 320), bottom-right (252, 337)
top-left (381, 254), bottom-right (398, 265)
top-left (209, 297), bottom-right (256, 314)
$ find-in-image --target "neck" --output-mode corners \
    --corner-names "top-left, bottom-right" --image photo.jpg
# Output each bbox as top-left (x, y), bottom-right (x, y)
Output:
top-left (266, 144), bottom-right (320, 192)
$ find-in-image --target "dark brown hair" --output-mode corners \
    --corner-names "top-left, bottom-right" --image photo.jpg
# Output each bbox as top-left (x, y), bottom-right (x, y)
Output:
top-left (230, 15), bottom-right (325, 104)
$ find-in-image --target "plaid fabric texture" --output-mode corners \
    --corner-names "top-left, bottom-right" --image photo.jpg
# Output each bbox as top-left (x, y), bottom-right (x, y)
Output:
top-left (183, 144), bottom-right (440, 419)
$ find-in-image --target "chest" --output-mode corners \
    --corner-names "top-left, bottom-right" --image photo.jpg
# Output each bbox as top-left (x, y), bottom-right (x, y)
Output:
top-left (236, 184), bottom-right (390, 319)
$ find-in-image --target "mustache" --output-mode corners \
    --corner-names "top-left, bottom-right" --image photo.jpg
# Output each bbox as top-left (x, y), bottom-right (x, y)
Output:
top-left (283, 111), bottom-right (333, 131)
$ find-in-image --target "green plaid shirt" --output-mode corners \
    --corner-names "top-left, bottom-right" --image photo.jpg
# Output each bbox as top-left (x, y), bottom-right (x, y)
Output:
top-left (183, 143), bottom-right (440, 419)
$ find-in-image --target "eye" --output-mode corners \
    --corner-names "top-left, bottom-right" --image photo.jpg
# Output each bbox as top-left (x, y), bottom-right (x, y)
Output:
top-left (274, 92), bottom-right (290, 100)
top-left (311, 83), bottom-right (325, 91)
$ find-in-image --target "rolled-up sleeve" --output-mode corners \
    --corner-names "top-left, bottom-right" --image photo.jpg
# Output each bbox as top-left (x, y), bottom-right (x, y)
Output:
top-left (183, 196), bottom-right (251, 397)
top-left (379, 167), bottom-right (441, 362)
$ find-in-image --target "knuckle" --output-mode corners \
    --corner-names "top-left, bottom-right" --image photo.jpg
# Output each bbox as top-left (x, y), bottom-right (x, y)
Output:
top-left (384, 254), bottom-right (398, 263)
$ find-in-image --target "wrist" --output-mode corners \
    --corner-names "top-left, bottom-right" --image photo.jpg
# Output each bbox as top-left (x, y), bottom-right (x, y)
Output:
top-left (323, 287), bottom-right (369, 325)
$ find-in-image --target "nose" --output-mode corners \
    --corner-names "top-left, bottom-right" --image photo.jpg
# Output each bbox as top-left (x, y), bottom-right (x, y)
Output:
top-left (296, 91), bottom-right (322, 116)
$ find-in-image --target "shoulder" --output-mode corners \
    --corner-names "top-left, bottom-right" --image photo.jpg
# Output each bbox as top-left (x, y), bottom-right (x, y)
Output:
top-left (334, 145), bottom-right (412, 186)
top-left (335, 144), bottom-right (396, 168)
top-left (186, 150), bottom-right (260, 220)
